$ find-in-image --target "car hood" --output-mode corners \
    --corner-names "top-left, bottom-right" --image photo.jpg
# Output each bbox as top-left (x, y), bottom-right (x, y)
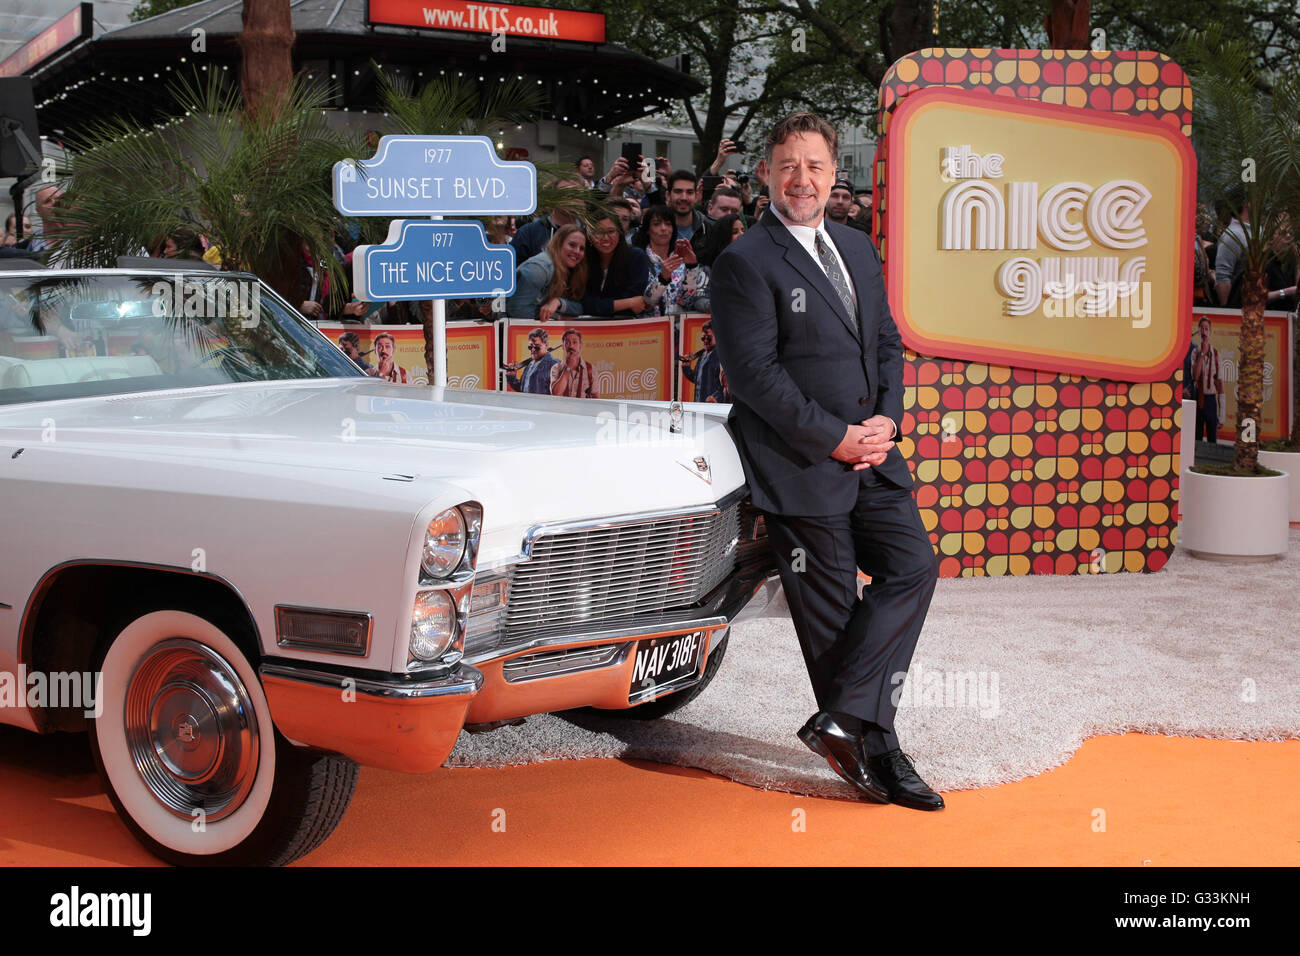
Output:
top-left (0, 379), bottom-right (745, 562)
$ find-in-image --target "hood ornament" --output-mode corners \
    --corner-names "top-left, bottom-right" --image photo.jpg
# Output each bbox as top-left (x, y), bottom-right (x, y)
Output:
top-left (668, 401), bottom-right (684, 433)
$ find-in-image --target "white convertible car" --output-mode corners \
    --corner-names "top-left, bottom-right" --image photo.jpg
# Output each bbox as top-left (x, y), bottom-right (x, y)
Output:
top-left (0, 262), bottom-right (776, 865)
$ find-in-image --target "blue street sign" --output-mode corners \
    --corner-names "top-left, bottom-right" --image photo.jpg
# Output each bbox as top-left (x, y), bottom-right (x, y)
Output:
top-left (333, 135), bottom-right (537, 216)
top-left (352, 220), bottom-right (516, 301)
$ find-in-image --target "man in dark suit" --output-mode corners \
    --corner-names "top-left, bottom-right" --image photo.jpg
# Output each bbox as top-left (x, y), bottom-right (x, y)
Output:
top-left (710, 112), bottom-right (943, 811)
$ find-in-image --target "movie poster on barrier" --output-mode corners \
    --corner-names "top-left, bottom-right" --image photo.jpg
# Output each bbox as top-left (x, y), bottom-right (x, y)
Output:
top-left (503, 317), bottom-right (673, 400)
top-left (1190, 307), bottom-right (1294, 443)
top-left (676, 313), bottom-right (726, 403)
top-left (317, 322), bottom-right (497, 389)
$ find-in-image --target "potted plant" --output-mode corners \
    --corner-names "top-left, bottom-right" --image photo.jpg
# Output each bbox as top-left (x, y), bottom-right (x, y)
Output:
top-left (1175, 27), bottom-right (1300, 560)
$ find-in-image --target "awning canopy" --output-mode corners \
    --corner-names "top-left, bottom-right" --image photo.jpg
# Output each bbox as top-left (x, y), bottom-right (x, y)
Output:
top-left (27, 0), bottom-right (701, 138)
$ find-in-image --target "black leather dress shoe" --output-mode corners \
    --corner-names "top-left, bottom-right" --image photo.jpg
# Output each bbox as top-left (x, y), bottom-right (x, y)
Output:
top-left (867, 749), bottom-right (945, 811)
top-left (797, 713), bottom-right (890, 803)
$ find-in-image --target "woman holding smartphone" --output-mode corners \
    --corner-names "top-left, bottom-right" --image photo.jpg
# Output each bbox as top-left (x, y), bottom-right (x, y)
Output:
top-left (632, 205), bottom-right (707, 315)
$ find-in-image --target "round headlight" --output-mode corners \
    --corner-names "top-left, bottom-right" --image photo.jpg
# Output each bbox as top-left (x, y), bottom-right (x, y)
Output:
top-left (422, 508), bottom-right (466, 579)
top-left (410, 590), bottom-right (456, 661)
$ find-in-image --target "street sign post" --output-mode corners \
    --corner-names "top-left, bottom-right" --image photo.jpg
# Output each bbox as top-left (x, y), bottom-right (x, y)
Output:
top-left (333, 135), bottom-right (537, 216)
top-left (352, 220), bottom-right (515, 302)
top-left (333, 134), bottom-right (538, 387)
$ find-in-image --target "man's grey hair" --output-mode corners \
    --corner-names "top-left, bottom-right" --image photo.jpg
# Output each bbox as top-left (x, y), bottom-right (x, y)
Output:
top-left (528, 328), bottom-right (549, 343)
top-left (764, 112), bottom-right (840, 163)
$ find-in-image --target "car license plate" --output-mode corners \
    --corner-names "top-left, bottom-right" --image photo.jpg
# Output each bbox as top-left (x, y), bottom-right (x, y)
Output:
top-left (628, 631), bottom-right (707, 703)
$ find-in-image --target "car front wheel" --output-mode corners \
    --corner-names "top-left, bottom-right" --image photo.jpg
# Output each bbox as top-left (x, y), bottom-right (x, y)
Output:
top-left (89, 609), bottom-right (358, 866)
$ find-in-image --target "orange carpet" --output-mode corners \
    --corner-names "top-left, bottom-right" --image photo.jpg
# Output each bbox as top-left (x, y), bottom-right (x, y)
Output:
top-left (0, 729), bottom-right (1294, 865)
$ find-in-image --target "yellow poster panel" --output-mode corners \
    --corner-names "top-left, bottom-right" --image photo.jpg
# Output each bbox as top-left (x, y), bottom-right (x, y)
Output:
top-left (503, 317), bottom-right (673, 400)
top-left (317, 322), bottom-right (498, 389)
top-left (1193, 308), bottom-right (1294, 442)
top-left (446, 323), bottom-right (499, 390)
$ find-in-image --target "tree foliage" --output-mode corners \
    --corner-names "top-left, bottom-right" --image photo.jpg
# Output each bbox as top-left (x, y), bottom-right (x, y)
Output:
top-left (128, 0), bottom-right (205, 23)
top-left (528, 0), bottom-right (1300, 171)
top-left (1178, 24), bottom-right (1300, 467)
top-left (52, 72), bottom-right (358, 306)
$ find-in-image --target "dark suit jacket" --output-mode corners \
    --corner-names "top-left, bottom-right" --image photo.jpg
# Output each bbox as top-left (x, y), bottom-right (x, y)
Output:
top-left (709, 209), bottom-right (911, 516)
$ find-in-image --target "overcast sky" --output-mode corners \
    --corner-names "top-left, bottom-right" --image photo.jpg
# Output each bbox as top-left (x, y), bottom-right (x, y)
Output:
top-left (0, 0), bottom-right (138, 63)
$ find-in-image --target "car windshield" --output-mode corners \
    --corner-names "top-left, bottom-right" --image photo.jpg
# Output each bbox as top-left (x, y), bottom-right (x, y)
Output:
top-left (0, 271), bottom-right (361, 405)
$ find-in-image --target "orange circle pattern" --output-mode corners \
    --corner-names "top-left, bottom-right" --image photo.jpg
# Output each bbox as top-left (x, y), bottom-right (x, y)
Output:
top-left (876, 49), bottom-right (1191, 577)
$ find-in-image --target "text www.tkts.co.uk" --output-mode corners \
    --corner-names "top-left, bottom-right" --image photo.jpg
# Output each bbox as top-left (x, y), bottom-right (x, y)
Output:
top-left (422, 5), bottom-right (562, 37)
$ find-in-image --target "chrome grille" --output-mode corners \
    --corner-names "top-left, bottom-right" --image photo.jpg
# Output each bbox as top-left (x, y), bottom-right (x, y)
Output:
top-left (465, 502), bottom-right (741, 657)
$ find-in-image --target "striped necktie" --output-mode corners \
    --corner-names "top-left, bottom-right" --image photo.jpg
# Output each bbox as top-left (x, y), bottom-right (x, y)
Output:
top-left (814, 231), bottom-right (857, 324)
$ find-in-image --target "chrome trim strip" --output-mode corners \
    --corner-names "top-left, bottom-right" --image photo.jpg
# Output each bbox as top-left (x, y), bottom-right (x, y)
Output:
top-left (501, 644), bottom-right (624, 683)
top-left (274, 605), bottom-right (373, 657)
top-left (259, 661), bottom-right (484, 700)
top-left (465, 615), bottom-right (729, 665)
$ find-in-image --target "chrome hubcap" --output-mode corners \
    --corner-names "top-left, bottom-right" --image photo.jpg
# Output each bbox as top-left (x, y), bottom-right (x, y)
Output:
top-left (124, 639), bottom-right (259, 821)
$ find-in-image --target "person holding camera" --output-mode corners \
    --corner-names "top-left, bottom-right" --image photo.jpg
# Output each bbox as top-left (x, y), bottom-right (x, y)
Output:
top-left (634, 205), bottom-right (707, 315)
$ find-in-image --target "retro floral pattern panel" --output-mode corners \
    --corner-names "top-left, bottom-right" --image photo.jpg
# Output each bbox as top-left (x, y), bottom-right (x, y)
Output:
top-left (876, 49), bottom-right (1192, 576)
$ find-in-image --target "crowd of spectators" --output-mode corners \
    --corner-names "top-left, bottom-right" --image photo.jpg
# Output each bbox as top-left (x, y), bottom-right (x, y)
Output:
top-left (1195, 192), bottom-right (1298, 313)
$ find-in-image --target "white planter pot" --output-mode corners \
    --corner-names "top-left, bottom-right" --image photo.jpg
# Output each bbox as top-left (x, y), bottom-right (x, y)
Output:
top-left (1178, 467), bottom-right (1291, 561)
top-left (1257, 451), bottom-right (1300, 522)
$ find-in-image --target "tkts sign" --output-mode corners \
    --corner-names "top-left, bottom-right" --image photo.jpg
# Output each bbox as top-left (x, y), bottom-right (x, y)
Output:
top-left (883, 86), bottom-right (1196, 381)
top-left (367, 0), bottom-right (606, 43)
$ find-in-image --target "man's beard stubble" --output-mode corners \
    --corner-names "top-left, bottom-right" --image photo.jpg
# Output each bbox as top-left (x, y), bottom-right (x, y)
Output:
top-left (773, 197), bottom-right (826, 226)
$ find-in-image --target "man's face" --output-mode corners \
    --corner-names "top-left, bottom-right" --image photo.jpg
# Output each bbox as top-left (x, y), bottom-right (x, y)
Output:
top-left (827, 187), bottom-right (854, 221)
top-left (769, 131), bottom-right (835, 226)
top-left (551, 180), bottom-right (584, 227)
top-left (578, 158), bottom-right (595, 179)
top-left (613, 206), bottom-right (631, 236)
top-left (528, 336), bottom-right (546, 358)
top-left (669, 179), bottom-right (697, 216)
top-left (36, 187), bottom-right (63, 229)
top-left (701, 326), bottom-right (715, 350)
top-left (563, 333), bottom-right (581, 358)
top-left (1199, 319), bottom-right (1211, 342)
top-left (708, 193), bottom-right (742, 220)
top-left (340, 338), bottom-right (360, 360)
top-left (376, 337), bottom-right (394, 364)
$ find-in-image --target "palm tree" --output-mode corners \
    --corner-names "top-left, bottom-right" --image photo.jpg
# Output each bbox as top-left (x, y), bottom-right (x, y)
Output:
top-left (373, 68), bottom-right (596, 372)
top-left (1180, 26), bottom-right (1300, 471)
top-left (49, 71), bottom-right (359, 309)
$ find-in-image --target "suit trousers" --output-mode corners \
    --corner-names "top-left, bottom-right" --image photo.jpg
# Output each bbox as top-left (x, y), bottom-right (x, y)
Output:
top-left (763, 469), bottom-right (938, 757)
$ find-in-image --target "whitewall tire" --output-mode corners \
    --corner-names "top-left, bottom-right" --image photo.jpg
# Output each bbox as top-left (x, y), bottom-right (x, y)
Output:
top-left (90, 609), bottom-right (357, 865)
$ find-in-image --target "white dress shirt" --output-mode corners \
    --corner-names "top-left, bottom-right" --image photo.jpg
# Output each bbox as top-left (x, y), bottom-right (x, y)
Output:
top-left (769, 203), bottom-right (857, 306)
